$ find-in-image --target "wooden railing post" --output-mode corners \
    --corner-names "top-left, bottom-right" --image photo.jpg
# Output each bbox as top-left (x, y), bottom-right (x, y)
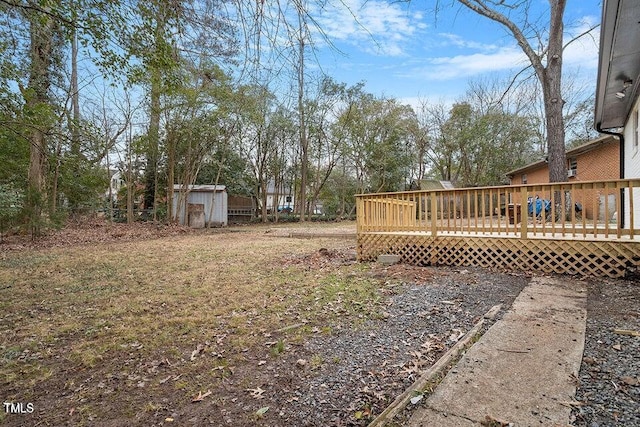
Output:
top-left (520, 186), bottom-right (528, 238)
top-left (430, 192), bottom-right (437, 237)
top-left (356, 196), bottom-right (363, 233)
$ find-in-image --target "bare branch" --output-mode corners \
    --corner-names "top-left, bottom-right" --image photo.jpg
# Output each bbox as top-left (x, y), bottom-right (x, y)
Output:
top-left (455, 0), bottom-right (545, 77)
top-left (563, 23), bottom-right (599, 52)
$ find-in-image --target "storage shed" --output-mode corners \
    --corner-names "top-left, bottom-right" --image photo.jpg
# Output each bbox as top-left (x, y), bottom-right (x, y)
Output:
top-left (172, 185), bottom-right (228, 228)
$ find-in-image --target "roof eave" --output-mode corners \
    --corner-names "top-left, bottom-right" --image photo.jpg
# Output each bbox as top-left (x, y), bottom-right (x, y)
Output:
top-left (595, 0), bottom-right (618, 131)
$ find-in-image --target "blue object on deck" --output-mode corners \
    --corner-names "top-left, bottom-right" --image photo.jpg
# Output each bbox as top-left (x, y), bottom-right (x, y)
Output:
top-left (528, 197), bottom-right (551, 216)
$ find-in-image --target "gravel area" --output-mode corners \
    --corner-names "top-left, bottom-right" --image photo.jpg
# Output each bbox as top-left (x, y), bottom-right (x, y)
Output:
top-left (572, 278), bottom-right (640, 427)
top-left (239, 256), bottom-right (640, 427)
top-left (238, 263), bottom-right (531, 426)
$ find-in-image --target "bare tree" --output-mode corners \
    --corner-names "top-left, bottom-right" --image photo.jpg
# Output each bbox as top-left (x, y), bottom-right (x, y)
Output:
top-left (86, 84), bottom-right (136, 222)
top-left (442, 0), bottom-right (597, 182)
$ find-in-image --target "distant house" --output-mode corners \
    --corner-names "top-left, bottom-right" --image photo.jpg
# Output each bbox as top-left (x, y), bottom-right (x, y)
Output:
top-left (595, 0), bottom-right (640, 228)
top-left (106, 170), bottom-right (124, 202)
top-left (265, 180), bottom-right (294, 213)
top-left (172, 185), bottom-right (228, 228)
top-left (506, 135), bottom-right (620, 220)
top-left (506, 135), bottom-right (619, 185)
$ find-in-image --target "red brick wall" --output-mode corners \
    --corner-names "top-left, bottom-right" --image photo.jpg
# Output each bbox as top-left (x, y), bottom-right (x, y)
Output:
top-left (570, 140), bottom-right (619, 181)
top-left (509, 139), bottom-right (619, 219)
top-left (510, 168), bottom-right (548, 185)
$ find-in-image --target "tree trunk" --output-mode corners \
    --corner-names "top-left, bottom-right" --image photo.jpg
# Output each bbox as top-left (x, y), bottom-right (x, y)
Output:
top-left (25, 6), bottom-right (56, 237)
top-left (127, 124), bottom-right (135, 224)
top-left (260, 181), bottom-right (268, 223)
top-left (543, 1), bottom-right (567, 183)
top-left (296, 3), bottom-right (308, 222)
top-left (166, 125), bottom-right (175, 223)
top-left (51, 142), bottom-right (61, 213)
top-left (145, 65), bottom-right (161, 218)
top-left (69, 20), bottom-right (82, 213)
top-left (145, 8), bottom-right (166, 220)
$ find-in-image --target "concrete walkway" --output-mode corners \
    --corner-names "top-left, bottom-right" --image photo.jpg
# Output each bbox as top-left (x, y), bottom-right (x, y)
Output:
top-left (407, 277), bottom-right (587, 427)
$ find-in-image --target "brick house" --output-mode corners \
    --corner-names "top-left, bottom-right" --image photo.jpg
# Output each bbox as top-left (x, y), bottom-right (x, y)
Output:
top-left (506, 135), bottom-right (620, 220)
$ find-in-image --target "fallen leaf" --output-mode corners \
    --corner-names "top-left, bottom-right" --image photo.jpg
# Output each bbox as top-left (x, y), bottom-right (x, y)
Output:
top-left (247, 387), bottom-right (265, 398)
top-left (165, 417), bottom-right (174, 422)
top-left (481, 414), bottom-right (511, 426)
top-left (192, 390), bottom-right (212, 402)
top-left (372, 389), bottom-right (385, 401)
top-left (190, 344), bottom-right (205, 361)
top-left (408, 350), bottom-right (423, 360)
top-left (612, 344), bottom-right (622, 351)
top-left (449, 329), bottom-right (464, 342)
top-left (255, 406), bottom-right (269, 417)
top-left (620, 376), bottom-right (639, 386)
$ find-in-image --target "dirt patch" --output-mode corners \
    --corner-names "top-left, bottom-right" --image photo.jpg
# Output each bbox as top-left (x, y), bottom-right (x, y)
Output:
top-left (0, 219), bottom-right (196, 253)
top-left (282, 247), bottom-right (358, 269)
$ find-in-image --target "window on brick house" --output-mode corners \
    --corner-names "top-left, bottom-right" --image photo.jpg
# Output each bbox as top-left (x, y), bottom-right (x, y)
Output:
top-left (521, 174), bottom-right (527, 184)
top-left (568, 157), bottom-right (577, 172)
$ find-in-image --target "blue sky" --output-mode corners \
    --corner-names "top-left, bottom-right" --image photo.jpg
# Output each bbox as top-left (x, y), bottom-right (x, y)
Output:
top-left (307, 0), bottom-right (602, 106)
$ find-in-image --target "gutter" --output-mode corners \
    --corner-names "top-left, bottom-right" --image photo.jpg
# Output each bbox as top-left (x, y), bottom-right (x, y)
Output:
top-left (596, 123), bottom-right (625, 228)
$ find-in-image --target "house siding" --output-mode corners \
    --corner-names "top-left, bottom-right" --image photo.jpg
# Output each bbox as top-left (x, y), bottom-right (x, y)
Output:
top-left (623, 102), bottom-right (640, 229)
top-left (510, 168), bottom-right (548, 185)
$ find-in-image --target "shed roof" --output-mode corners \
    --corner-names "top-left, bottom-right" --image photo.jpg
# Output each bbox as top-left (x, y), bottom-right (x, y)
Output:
top-left (416, 180), bottom-right (455, 190)
top-left (173, 184), bottom-right (226, 192)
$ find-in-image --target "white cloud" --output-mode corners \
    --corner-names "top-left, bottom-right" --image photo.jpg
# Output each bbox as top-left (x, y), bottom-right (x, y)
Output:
top-left (398, 16), bottom-right (600, 83)
top-left (310, 0), bottom-right (425, 56)
top-left (437, 33), bottom-right (497, 51)
top-left (403, 46), bottom-right (528, 81)
top-left (563, 16), bottom-right (600, 69)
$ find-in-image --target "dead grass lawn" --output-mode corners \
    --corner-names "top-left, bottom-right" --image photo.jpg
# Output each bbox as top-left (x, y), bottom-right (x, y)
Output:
top-left (0, 226), bottom-right (381, 426)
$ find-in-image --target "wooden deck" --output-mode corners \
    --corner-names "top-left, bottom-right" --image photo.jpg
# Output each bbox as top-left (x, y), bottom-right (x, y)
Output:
top-left (356, 180), bottom-right (640, 278)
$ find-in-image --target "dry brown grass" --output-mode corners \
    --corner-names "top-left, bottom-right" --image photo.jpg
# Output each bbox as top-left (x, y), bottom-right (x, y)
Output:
top-left (0, 224), bottom-right (384, 425)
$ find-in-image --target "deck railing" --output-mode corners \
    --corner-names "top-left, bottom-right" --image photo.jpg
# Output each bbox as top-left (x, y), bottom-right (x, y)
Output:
top-left (356, 179), bottom-right (640, 240)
